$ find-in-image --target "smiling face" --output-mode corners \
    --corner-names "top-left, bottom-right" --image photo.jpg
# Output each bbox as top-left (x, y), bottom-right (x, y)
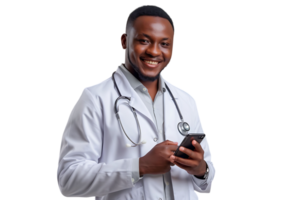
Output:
top-left (121, 16), bottom-right (174, 82)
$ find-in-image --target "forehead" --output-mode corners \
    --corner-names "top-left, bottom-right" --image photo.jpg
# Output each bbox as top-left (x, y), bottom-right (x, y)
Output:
top-left (130, 16), bottom-right (174, 38)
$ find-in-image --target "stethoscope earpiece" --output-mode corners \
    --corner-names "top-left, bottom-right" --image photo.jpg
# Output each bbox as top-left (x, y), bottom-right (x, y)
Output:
top-left (126, 143), bottom-right (132, 148)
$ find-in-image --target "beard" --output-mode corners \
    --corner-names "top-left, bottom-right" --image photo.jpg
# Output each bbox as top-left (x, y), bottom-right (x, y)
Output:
top-left (127, 50), bottom-right (163, 82)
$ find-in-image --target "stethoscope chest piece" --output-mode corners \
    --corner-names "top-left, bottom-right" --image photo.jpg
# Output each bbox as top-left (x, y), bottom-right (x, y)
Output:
top-left (178, 121), bottom-right (190, 136)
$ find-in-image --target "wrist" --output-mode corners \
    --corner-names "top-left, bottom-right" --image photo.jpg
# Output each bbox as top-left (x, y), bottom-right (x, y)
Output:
top-left (194, 162), bottom-right (208, 179)
top-left (195, 172), bottom-right (205, 177)
top-left (139, 157), bottom-right (146, 176)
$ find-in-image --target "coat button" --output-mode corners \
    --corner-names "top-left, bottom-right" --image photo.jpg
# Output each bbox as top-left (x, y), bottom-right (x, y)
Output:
top-left (153, 138), bottom-right (158, 142)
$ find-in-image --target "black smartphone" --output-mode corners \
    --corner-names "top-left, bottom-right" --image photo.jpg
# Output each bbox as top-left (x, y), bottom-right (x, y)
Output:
top-left (174, 133), bottom-right (206, 158)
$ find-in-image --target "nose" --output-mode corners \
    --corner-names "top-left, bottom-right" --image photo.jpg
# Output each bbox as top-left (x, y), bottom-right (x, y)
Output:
top-left (145, 43), bottom-right (161, 57)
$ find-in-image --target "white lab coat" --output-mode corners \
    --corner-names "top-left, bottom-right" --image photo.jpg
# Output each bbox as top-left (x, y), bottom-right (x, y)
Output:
top-left (57, 67), bottom-right (215, 200)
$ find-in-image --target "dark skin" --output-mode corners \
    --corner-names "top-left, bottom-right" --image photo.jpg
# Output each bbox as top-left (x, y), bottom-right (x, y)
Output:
top-left (121, 16), bottom-right (206, 177)
top-left (121, 16), bottom-right (171, 101)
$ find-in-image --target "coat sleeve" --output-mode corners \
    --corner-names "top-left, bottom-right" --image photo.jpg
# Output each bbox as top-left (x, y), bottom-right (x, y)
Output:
top-left (190, 97), bottom-right (215, 193)
top-left (57, 88), bottom-right (137, 197)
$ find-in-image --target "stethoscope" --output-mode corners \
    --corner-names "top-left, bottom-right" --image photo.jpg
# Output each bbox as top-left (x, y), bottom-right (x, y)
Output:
top-left (112, 71), bottom-right (190, 147)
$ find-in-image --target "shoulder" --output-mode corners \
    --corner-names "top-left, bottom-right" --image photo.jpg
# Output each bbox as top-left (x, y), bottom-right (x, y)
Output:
top-left (73, 76), bottom-right (115, 112)
top-left (84, 76), bottom-right (114, 98)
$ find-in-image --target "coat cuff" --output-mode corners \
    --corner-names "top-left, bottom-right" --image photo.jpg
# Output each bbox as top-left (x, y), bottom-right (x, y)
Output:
top-left (192, 172), bottom-right (209, 190)
top-left (131, 158), bottom-right (143, 184)
top-left (193, 161), bottom-right (210, 187)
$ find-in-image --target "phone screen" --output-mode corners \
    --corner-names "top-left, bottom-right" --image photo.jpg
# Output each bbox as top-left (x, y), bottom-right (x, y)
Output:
top-left (174, 133), bottom-right (205, 158)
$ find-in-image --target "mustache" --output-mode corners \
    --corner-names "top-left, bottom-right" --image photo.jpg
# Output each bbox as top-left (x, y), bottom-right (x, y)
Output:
top-left (127, 50), bottom-right (161, 82)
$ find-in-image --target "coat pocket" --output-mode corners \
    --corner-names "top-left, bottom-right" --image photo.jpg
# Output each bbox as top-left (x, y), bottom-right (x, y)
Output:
top-left (101, 180), bottom-right (144, 200)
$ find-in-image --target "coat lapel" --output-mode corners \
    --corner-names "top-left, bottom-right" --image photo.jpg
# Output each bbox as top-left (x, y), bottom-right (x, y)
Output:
top-left (114, 68), bottom-right (156, 129)
top-left (163, 80), bottom-right (182, 143)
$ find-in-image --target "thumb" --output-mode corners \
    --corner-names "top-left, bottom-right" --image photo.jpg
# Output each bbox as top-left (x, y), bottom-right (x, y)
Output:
top-left (165, 140), bottom-right (178, 146)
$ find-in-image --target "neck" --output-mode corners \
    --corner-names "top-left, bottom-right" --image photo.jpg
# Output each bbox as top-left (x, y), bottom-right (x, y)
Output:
top-left (123, 62), bottom-right (158, 94)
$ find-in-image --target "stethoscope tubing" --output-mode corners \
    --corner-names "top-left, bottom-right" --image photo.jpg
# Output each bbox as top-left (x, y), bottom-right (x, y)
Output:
top-left (112, 71), bottom-right (189, 147)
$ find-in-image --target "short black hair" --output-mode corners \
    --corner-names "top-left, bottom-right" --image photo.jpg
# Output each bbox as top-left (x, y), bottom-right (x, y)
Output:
top-left (126, 5), bottom-right (174, 33)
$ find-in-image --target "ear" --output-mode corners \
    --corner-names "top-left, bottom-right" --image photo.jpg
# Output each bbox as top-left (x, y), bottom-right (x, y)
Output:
top-left (121, 34), bottom-right (127, 49)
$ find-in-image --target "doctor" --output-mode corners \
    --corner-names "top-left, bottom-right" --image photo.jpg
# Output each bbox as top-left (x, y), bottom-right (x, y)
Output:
top-left (57, 5), bottom-right (215, 200)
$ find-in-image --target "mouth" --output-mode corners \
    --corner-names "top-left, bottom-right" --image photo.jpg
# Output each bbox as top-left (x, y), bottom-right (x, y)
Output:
top-left (141, 59), bottom-right (162, 68)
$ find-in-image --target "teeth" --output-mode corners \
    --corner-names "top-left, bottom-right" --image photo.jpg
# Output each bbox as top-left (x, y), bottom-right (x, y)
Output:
top-left (145, 60), bottom-right (158, 65)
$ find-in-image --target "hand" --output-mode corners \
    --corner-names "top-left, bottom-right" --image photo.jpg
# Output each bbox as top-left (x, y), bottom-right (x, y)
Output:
top-left (170, 140), bottom-right (207, 177)
top-left (139, 140), bottom-right (178, 176)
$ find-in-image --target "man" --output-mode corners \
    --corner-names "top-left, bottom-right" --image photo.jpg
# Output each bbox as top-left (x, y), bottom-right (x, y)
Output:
top-left (57, 5), bottom-right (215, 200)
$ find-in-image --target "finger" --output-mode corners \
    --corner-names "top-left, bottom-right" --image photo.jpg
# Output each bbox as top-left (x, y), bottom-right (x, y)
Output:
top-left (192, 140), bottom-right (204, 154)
top-left (167, 141), bottom-right (178, 145)
top-left (173, 156), bottom-right (197, 167)
top-left (178, 146), bottom-right (197, 159)
top-left (165, 140), bottom-right (177, 143)
top-left (174, 161), bottom-right (189, 170)
top-left (169, 155), bottom-right (176, 164)
top-left (165, 140), bottom-right (178, 146)
top-left (168, 145), bottom-right (178, 152)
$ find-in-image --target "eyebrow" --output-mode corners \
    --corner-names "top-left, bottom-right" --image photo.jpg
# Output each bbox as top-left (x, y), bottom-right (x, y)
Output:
top-left (142, 33), bottom-right (169, 40)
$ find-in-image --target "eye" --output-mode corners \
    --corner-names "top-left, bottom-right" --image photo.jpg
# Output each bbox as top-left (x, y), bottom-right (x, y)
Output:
top-left (139, 39), bottom-right (149, 44)
top-left (161, 42), bottom-right (169, 47)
